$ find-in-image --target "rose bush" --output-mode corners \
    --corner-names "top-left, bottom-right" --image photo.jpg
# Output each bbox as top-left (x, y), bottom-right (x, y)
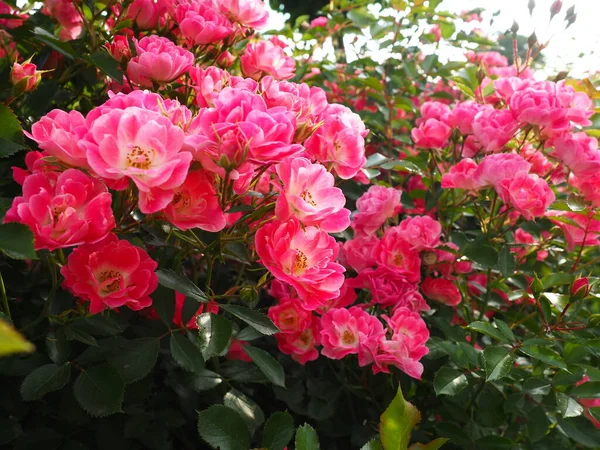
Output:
top-left (0, 0), bottom-right (599, 449)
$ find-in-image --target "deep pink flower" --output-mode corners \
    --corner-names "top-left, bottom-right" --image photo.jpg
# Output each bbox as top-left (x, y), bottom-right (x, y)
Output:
top-left (575, 376), bottom-right (600, 429)
top-left (304, 103), bottom-right (368, 180)
top-left (127, 36), bottom-right (194, 87)
top-left (219, 0), bottom-right (269, 29)
top-left (310, 16), bottom-right (327, 28)
top-left (255, 218), bottom-right (345, 311)
top-left (126, 0), bottom-right (168, 29)
top-left (513, 229), bottom-right (548, 261)
top-left (421, 277), bottom-right (461, 306)
top-left (474, 153), bottom-right (532, 189)
top-left (188, 66), bottom-right (257, 108)
top-left (497, 173), bottom-right (555, 220)
top-left (395, 216), bottom-right (442, 251)
top-left (374, 307), bottom-right (429, 379)
top-left (226, 339), bottom-right (252, 362)
top-left (340, 234), bottom-right (379, 273)
top-left (447, 101), bottom-right (490, 134)
top-left (61, 233), bottom-right (157, 314)
top-left (268, 298), bottom-right (313, 332)
top-left (11, 151), bottom-right (59, 186)
top-left (275, 157), bottom-right (350, 233)
top-left (241, 39), bottom-right (296, 81)
top-left (411, 118), bottom-right (452, 149)
top-left (176, 1), bottom-right (233, 45)
top-left (375, 227), bottom-right (421, 283)
top-left (547, 211), bottom-right (600, 251)
top-left (26, 109), bottom-right (88, 168)
top-left (472, 108), bottom-right (518, 152)
top-left (551, 132), bottom-right (600, 178)
top-left (4, 169), bottom-right (115, 251)
top-left (570, 173), bottom-right (600, 208)
top-left (441, 158), bottom-right (481, 190)
top-left (44, 0), bottom-right (83, 40)
top-left (163, 170), bottom-right (226, 232)
top-left (352, 185), bottom-right (402, 235)
top-left (416, 101), bottom-right (450, 126)
top-left (173, 292), bottom-right (220, 329)
top-left (275, 316), bottom-right (320, 364)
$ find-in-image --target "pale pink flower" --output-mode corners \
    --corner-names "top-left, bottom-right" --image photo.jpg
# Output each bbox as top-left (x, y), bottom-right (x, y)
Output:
top-left (268, 298), bottom-right (313, 332)
top-left (547, 211), bottom-right (600, 251)
top-left (374, 307), bottom-right (429, 379)
top-left (81, 106), bottom-right (192, 214)
top-left (441, 158), bottom-right (481, 190)
top-left (255, 218), bottom-right (345, 310)
top-left (472, 108), bottom-right (518, 152)
top-left (61, 234), bottom-right (157, 314)
top-left (304, 103), bottom-right (368, 180)
top-left (474, 153), bottom-right (532, 189)
top-left (163, 170), bottom-right (226, 232)
top-left (352, 185), bottom-right (402, 235)
top-left (395, 216), bottom-right (442, 251)
top-left (570, 173), bottom-right (600, 207)
top-left (219, 0), bottom-right (269, 29)
top-left (26, 109), bottom-right (88, 168)
top-left (340, 234), bottom-right (379, 273)
top-left (411, 118), bottom-right (452, 149)
top-left (127, 36), bottom-right (194, 87)
top-left (550, 132), bottom-right (600, 178)
top-left (4, 169), bottom-right (115, 251)
top-left (466, 51), bottom-right (508, 69)
top-left (188, 66), bottom-right (257, 108)
top-left (241, 39), bottom-right (296, 81)
top-left (44, 0), bottom-right (83, 40)
top-left (275, 157), bottom-right (350, 233)
top-left (275, 316), bottom-right (320, 364)
top-left (421, 277), bottom-right (461, 306)
top-left (176, 1), bottom-right (233, 45)
top-left (375, 227), bottom-right (422, 283)
top-left (497, 173), bottom-right (555, 220)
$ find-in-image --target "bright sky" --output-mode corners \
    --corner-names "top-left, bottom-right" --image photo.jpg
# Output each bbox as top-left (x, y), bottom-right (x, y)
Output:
top-left (266, 0), bottom-right (599, 78)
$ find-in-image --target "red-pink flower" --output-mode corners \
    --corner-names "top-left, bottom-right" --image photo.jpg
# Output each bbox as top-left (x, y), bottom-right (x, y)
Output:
top-left (375, 227), bottom-right (422, 283)
top-left (498, 173), bottom-right (555, 220)
top-left (173, 292), bottom-right (220, 329)
top-left (547, 211), bottom-right (600, 251)
top-left (12, 151), bottom-right (59, 185)
top-left (255, 218), bottom-right (345, 311)
top-left (227, 339), bottom-right (252, 362)
top-left (320, 307), bottom-right (384, 365)
top-left (304, 103), bottom-right (368, 180)
top-left (374, 307), bottom-right (429, 379)
top-left (275, 316), bottom-right (320, 364)
top-left (82, 106), bottom-right (192, 214)
top-left (575, 376), bottom-right (600, 429)
top-left (441, 158), bottom-right (481, 190)
top-left (268, 298), bottom-right (312, 332)
top-left (352, 185), bottom-right (402, 235)
top-left (340, 234), bottom-right (379, 272)
top-left (127, 36), bottom-right (194, 87)
top-left (4, 169), bottom-right (115, 251)
top-left (61, 233), bottom-right (158, 314)
top-left (219, 0), bottom-right (269, 29)
top-left (26, 109), bottom-right (88, 168)
top-left (472, 108), bottom-right (518, 152)
top-left (421, 277), bottom-right (461, 306)
top-left (44, 0), bottom-right (83, 40)
top-left (411, 118), bottom-right (452, 149)
top-left (395, 216), bottom-right (442, 251)
top-left (105, 36), bottom-right (132, 63)
top-left (241, 39), bottom-right (296, 81)
top-left (275, 157), bottom-right (350, 233)
top-left (310, 16), bottom-right (327, 28)
top-left (163, 170), bottom-right (226, 232)
top-left (176, 1), bottom-right (233, 45)
top-left (11, 61), bottom-right (42, 93)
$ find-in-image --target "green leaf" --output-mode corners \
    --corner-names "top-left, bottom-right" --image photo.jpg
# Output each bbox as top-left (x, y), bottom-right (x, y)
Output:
top-left (0, 223), bottom-right (37, 260)
top-left (295, 423), bottom-right (320, 450)
top-left (192, 369), bottom-right (223, 391)
top-left (0, 319), bottom-right (34, 356)
top-left (32, 26), bottom-right (77, 58)
top-left (197, 405), bottom-right (250, 450)
top-left (473, 436), bottom-right (513, 449)
top-left (197, 313), bottom-right (232, 359)
top-left (65, 326), bottom-right (98, 347)
top-left (571, 381), bottom-right (600, 398)
top-left (523, 378), bottom-right (552, 396)
top-left (242, 345), bottom-right (285, 388)
top-left (88, 51), bottom-right (123, 83)
top-left (520, 345), bottom-right (567, 369)
top-left (73, 364), bottom-right (124, 417)
top-left (152, 285), bottom-right (176, 326)
top-left (156, 269), bottom-right (208, 303)
top-left (408, 438), bottom-right (449, 450)
top-left (0, 104), bottom-right (24, 144)
top-left (497, 246), bottom-right (515, 277)
top-left (235, 326), bottom-right (264, 341)
top-left (262, 411), bottom-right (294, 450)
top-left (347, 7), bottom-right (372, 27)
top-left (21, 363), bottom-right (70, 401)
top-left (557, 417), bottom-right (600, 448)
top-left (463, 242), bottom-right (499, 269)
top-left (567, 193), bottom-right (586, 212)
top-left (380, 386), bottom-right (421, 450)
top-left (483, 347), bottom-right (516, 381)
top-left (108, 338), bottom-right (159, 384)
top-left (224, 389), bottom-right (264, 434)
top-left (434, 367), bottom-right (468, 396)
top-left (542, 273), bottom-right (573, 289)
top-left (220, 304), bottom-right (278, 335)
top-left (556, 391), bottom-right (584, 418)
top-left (170, 333), bottom-right (205, 373)
top-left (361, 440), bottom-right (383, 450)
top-left (528, 407), bottom-right (550, 442)
top-left (439, 21), bottom-right (455, 38)
top-left (466, 321), bottom-right (509, 343)
top-left (494, 320), bottom-right (515, 342)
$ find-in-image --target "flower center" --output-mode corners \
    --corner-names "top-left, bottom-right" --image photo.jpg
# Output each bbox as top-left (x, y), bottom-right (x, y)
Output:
top-left (127, 146), bottom-right (154, 170)
top-left (293, 249), bottom-right (308, 274)
top-left (98, 270), bottom-right (122, 295)
top-left (394, 253), bottom-right (404, 266)
top-left (300, 190), bottom-right (317, 206)
top-left (298, 329), bottom-right (312, 347)
top-left (52, 206), bottom-right (66, 224)
top-left (342, 329), bottom-right (357, 345)
top-left (172, 191), bottom-right (190, 208)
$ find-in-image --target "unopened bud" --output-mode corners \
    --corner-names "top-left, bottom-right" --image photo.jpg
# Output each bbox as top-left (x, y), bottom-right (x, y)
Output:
top-left (528, 0), bottom-right (535, 16)
top-left (11, 60), bottom-right (42, 95)
top-left (511, 21), bottom-right (519, 34)
top-left (422, 251), bottom-right (437, 265)
top-left (528, 32), bottom-right (537, 49)
top-left (566, 12), bottom-right (576, 28)
top-left (216, 50), bottom-right (235, 69)
top-left (550, 0), bottom-right (562, 19)
top-left (571, 277), bottom-right (590, 299)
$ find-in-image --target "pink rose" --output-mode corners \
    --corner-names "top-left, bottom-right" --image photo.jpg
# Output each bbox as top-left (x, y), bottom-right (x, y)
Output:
top-left (416, 101), bottom-right (450, 125)
top-left (411, 118), bottom-right (452, 149)
top-left (547, 211), bottom-right (600, 251)
top-left (550, 132), bottom-right (600, 178)
top-left (395, 215), bottom-right (442, 251)
top-left (472, 108), bottom-right (518, 152)
top-left (127, 36), bottom-right (194, 87)
top-left (10, 61), bottom-right (42, 93)
top-left (421, 277), bottom-right (461, 306)
top-left (304, 103), bottom-right (368, 179)
top-left (474, 153), bottom-right (531, 189)
top-left (352, 185), bottom-right (402, 235)
top-left (340, 234), bottom-right (379, 272)
top-left (275, 316), bottom-right (320, 364)
top-left (275, 157), bottom-right (350, 233)
top-left (219, 0), bottom-right (269, 29)
top-left (105, 36), bottom-right (132, 63)
top-left (375, 227), bottom-right (422, 283)
top-left (241, 39), bottom-right (296, 81)
top-left (163, 170), bottom-right (226, 232)
top-left (4, 169), bottom-right (115, 251)
top-left (497, 173), bottom-right (555, 220)
top-left (26, 109), bottom-right (88, 168)
top-left (441, 158), bottom-right (481, 190)
top-left (268, 298), bottom-right (313, 332)
top-left (176, 1), bottom-right (233, 45)
top-left (81, 105), bottom-right (192, 214)
top-left (447, 101), bottom-right (490, 134)
top-left (44, 0), bottom-right (83, 40)
top-left (255, 218), bottom-right (345, 311)
top-left (126, 0), bottom-right (168, 30)
top-left (226, 339), bottom-right (252, 362)
top-left (310, 16), bottom-right (328, 28)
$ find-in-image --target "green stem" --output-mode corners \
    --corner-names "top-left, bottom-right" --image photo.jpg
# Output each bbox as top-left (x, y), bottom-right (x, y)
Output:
top-left (0, 270), bottom-right (10, 320)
